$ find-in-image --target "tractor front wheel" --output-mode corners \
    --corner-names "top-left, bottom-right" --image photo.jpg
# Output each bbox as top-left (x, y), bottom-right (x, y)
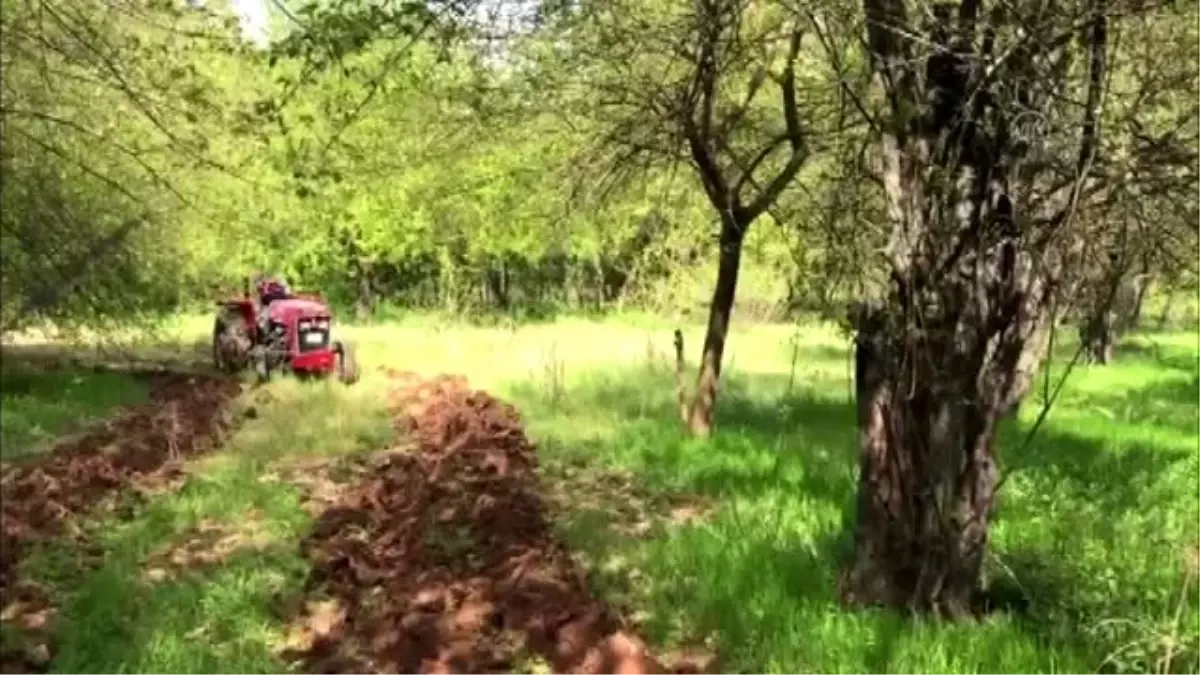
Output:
top-left (334, 340), bottom-right (360, 385)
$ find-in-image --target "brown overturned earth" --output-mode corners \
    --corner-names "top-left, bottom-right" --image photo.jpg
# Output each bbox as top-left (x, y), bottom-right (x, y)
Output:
top-left (285, 370), bottom-right (712, 674)
top-left (0, 372), bottom-right (244, 672)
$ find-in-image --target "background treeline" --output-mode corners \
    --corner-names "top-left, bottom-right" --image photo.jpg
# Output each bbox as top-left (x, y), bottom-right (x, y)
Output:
top-left (7, 0), bottom-right (1190, 331)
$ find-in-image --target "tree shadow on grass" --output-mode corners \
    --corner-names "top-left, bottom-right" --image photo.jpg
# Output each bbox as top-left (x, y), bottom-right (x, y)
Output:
top-left (512, 363), bottom-right (1197, 673)
top-left (1029, 335), bottom-right (1199, 437)
top-left (985, 416), bottom-right (1197, 670)
top-left (1113, 338), bottom-right (1199, 375)
top-left (999, 425), bottom-right (1194, 519)
top-left (1047, 374), bottom-right (1200, 437)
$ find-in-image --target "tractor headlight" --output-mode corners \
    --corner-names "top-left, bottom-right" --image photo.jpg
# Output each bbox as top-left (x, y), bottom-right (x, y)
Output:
top-left (298, 319), bottom-right (312, 331)
top-left (316, 319), bottom-right (329, 330)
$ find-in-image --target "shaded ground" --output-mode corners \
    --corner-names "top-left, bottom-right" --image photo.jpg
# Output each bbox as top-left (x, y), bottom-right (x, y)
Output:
top-left (283, 371), bottom-right (713, 674)
top-left (0, 372), bottom-right (244, 672)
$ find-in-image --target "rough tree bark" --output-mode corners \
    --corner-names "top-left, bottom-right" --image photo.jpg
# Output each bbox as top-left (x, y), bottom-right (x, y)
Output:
top-left (841, 0), bottom-right (1111, 614)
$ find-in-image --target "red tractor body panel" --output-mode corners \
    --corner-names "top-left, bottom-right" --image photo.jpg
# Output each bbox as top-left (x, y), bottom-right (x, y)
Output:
top-left (264, 298), bottom-right (337, 374)
top-left (291, 349), bottom-right (336, 371)
top-left (264, 297), bottom-right (329, 324)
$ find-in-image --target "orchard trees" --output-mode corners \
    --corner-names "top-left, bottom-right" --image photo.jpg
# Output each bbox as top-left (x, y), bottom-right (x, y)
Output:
top-left (1072, 7), bottom-right (1198, 362)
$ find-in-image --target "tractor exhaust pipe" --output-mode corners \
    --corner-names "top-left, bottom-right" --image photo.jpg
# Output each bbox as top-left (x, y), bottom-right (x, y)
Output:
top-left (243, 276), bottom-right (251, 300)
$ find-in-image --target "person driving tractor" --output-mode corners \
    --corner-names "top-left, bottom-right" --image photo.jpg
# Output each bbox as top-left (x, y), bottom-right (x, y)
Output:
top-left (256, 275), bottom-right (291, 306)
top-left (253, 274), bottom-right (291, 337)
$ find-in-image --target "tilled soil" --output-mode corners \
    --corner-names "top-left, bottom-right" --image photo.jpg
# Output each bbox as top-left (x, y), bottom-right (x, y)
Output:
top-left (0, 372), bottom-right (243, 672)
top-left (287, 371), bottom-right (708, 674)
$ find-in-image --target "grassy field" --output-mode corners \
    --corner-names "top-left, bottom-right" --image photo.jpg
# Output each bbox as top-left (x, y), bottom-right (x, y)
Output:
top-left (0, 365), bottom-right (151, 462)
top-left (3, 314), bottom-right (1197, 673)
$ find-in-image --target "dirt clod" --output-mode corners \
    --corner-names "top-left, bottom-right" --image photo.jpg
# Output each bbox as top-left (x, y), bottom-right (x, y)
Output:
top-left (286, 373), bottom-right (711, 674)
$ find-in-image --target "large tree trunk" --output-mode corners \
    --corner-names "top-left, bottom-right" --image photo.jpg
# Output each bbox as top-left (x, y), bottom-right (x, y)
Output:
top-left (843, 0), bottom-right (1112, 618)
top-left (839, 116), bottom-right (1058, 613)
top-left (840, 229), bottom-right (1056, 615)
top-left (686, 221), bottom-right (744, 438)
top-left (839, 304), bottom-right (1005, 617)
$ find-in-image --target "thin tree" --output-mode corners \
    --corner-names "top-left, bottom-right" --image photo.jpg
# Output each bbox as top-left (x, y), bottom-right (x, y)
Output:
top-left (564, 0), bottom-right (844, 436)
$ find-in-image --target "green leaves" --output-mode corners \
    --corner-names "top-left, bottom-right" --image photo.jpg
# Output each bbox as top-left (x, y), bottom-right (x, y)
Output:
top-left (269, 0), bottom-right (444, 68)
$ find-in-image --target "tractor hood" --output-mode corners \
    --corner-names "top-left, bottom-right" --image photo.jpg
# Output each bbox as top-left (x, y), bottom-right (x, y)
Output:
top-left (266, 297), bottom-right (329, 321)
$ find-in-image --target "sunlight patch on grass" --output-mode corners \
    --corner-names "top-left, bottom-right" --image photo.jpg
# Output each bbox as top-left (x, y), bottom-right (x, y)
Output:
top-left (145, 312), bottom-right (852, 392)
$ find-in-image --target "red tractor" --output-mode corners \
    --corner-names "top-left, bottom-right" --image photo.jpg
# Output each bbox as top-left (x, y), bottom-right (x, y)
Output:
top-left (212, 276), bottom-right (359, 384)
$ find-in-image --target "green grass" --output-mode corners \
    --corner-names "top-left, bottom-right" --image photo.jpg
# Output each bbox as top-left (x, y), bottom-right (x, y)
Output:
top-left (0, 366), bottom-right (151, 461)
top-left (501, 322), bottom-right (1200, 674)
top-left (23, 378), bottom-right (392, 673)
top-left (5, 314), bottom-right (1197, 673)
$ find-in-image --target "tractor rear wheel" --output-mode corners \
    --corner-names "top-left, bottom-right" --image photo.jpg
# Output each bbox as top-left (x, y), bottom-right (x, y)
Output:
top-left (211, 317), bottom-right (223, 370)
top-left (212, 312), bottom-right (250, 373)
top-left (334, 340), bottom-right (360, 385)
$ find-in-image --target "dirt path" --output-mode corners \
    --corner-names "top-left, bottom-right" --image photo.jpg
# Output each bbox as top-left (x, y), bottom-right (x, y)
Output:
top-left (0, 373), bottom-right (243, 672)
top-left (284, 371), bottom-right (712, 674)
